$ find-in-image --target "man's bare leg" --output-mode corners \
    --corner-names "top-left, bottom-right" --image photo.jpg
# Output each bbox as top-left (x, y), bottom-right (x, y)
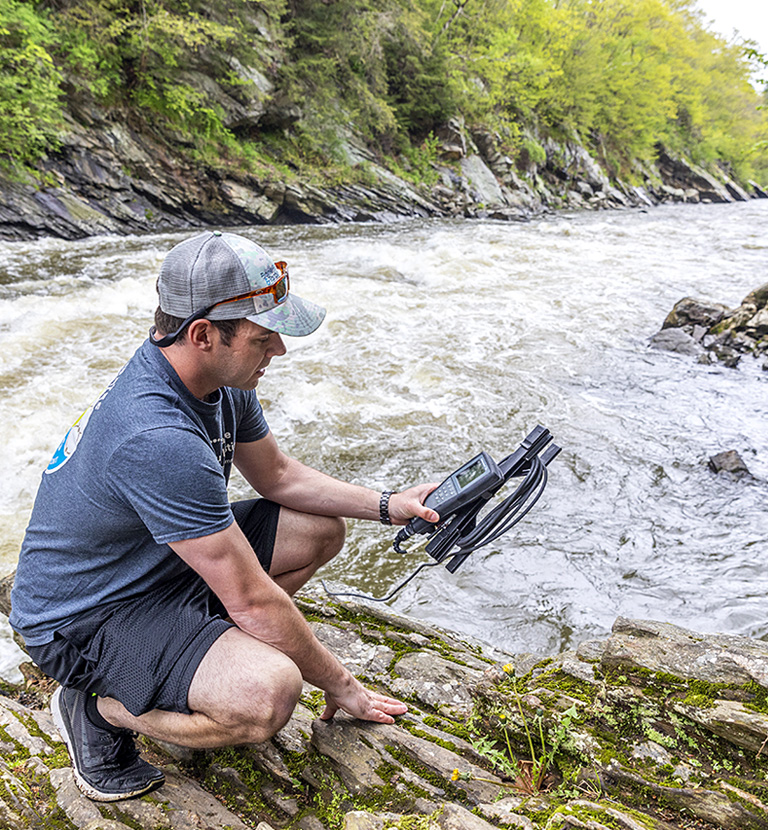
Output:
top-left (99, 512), bottom-right (344, 744)
top-left (97, 628), bottom-right (302, 748)
top-left (268, 509), bottom-right (346, 595)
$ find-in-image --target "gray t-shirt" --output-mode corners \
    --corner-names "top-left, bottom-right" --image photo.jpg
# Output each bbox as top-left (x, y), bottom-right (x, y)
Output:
top-left (10, 339), bottom-right (269, 646)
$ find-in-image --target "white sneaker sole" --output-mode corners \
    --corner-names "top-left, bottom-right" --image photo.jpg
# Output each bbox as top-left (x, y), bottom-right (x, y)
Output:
top-left (50, 687), bottom-right (162, 802)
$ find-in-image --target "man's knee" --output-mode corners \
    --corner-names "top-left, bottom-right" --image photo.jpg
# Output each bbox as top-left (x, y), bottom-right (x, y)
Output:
top-left (217, 657), bottom-right (303, 744)
top-left (189, 630), bottom-right (304, 744)
top-left (317, 515), bottom-right (346, 563)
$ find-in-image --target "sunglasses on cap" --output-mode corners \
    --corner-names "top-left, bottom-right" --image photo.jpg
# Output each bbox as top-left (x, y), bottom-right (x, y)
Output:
top-left (150, 262), bottom-right (289, 348)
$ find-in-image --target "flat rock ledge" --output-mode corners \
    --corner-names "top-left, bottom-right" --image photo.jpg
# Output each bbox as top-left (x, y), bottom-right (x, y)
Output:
top-left (650, 282), bottom-right (768, 370)
top-left (4, 599), bottom-right (768, 830)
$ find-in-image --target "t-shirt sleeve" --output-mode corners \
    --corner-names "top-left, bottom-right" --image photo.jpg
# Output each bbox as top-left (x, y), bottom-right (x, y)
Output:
top-left (234, 389), bottom-right (270, 443)
top-left (106, 427), bottom-right (233, 544)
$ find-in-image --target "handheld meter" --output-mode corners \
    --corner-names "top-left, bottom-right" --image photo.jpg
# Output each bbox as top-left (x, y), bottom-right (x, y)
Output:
top-left (322, 425), bottom-right (561, 603)
top-left (426, 451), bottom-right (503, 514)
top-left (398, 451), bottom-right (503, 541)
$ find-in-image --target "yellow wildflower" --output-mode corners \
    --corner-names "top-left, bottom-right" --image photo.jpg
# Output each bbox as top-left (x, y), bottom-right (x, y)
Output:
top-left (451, 769), bottom-right (460, 781)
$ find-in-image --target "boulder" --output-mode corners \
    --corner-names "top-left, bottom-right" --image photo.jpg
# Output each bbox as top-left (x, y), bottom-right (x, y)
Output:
top-left (656, 285), bottom-right (768, 367)
top-left (460, 154), bottom-right (506, 207)
top-left (656, 149), bottom-right (733, 202)
top-left (662, 297), bottom-right (729, 329)
top-left (436, 118), bottom-right (467, 160)
top-left (708, 450), bottom-right (751, 475)
top-left (648, 328), bottom-right (703, 356)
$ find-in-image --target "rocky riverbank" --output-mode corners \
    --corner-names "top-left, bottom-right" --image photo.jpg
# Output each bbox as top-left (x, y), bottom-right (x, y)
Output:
top-left (1, 102), bottom-right (765, 242)
top-left (4, 590), bottom-right (768, 830)
top-left (650, 282), bottom-right (768, 370)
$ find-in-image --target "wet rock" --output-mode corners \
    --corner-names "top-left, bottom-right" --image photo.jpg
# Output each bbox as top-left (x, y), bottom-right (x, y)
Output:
top-left (709, 449), bottom-right (751, 475)
top-left (8, 595), bottom-right (768, 830)
top-left (436, 118), bottom-right (467, 160)
top-left (460, 154), bottom-right (506, 207)
top-left (648, 328), bottom-right (703, 356)
top-left (656, 149), bottom-right (733, 202)
top-left (603, 617), bottom-right (768, 685)
top-left (662, 297), bottom-right (729, 329)
top-left (656, 283), bottom-right (768, 366)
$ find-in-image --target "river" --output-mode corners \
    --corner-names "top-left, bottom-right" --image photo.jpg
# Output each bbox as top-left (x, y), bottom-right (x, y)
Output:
top-left (0, 201), bottom-right (766, 680)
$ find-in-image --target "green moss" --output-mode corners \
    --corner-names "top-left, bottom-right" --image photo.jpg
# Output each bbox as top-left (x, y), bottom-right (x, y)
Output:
top-left (0, 752), bottom-right (79, 829)
top-left (384, 744), bottom-right (470, 804)
top-left (743, 682), bottom-right (768, 714)
top-left (98, 804), bottom-right (148, 830)
top-left (0, 724), bottom-right (31, 761)
top-left (551, 803), bottom-right (626, 829)
top-left (309, 600), bottom-right (486, 669)
top-left (421, 714), bottom-right (472, 742)
top-left (531, 668), bottom-right (598, 705)
top-left (301, 688), bottom-right (326, 716)
top-left (399, 721), bottom-right (460, 754)
top-left (383, 810), bottom-right (444, 830)
top-left (682, 692), bottom-right (716, 709)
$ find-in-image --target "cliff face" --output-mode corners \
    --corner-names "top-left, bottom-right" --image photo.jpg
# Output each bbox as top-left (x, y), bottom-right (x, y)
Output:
top-left (0, 95), bottom-right (763, 241)
top-left (6, 593), bottom-right (768, 830)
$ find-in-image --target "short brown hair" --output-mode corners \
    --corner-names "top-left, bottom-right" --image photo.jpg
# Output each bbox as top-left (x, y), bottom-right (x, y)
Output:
top-left (154, 307), bottom-right (244, 346)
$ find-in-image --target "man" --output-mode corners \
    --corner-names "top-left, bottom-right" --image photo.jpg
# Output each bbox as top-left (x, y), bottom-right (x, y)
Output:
top-left (10, 231), bottom-right (438, 802)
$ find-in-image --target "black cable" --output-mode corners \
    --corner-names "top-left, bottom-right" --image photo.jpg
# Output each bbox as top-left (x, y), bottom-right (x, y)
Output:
top-left (456, 460), bottom-right (547, 551)
top-left (320, 560), bottom-right (441, 603)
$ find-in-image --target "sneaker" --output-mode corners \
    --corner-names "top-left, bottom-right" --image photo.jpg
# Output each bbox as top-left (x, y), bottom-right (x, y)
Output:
top-left (51, 686), bottom-right (165, 801)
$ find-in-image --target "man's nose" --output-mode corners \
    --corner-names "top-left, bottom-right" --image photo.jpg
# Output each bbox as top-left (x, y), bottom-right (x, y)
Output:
top-left (269, 333), bottom-right (287, 357)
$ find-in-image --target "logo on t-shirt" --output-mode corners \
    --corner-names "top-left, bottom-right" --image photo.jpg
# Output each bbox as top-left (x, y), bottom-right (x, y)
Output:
top-left (46, 406), bottom-right (94, 474)
top-left (45, 366), bottom-right (127, 474)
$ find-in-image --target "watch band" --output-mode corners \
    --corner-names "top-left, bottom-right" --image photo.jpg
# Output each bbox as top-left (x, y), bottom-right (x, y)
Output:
top-left (379, 490), bottom-right (395, 525)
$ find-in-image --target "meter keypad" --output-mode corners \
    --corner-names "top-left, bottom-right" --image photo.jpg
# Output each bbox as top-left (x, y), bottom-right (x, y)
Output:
top-left (429, 480), bottom-right (457, 506)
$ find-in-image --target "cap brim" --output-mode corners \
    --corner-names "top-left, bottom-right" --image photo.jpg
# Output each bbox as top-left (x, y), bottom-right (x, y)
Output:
top-left (246, 293), bottom-right (326, 336)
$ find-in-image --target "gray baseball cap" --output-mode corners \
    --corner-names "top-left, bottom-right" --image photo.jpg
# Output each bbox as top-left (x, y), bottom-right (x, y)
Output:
top-left (157, 231), bottom-right (326, 337)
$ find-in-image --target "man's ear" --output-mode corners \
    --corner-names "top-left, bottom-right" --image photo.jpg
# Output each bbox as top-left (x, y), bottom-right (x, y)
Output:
top-left (186, 319), bottom-right (216, 350)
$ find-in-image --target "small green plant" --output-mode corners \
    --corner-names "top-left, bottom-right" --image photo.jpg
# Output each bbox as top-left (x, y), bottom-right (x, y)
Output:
top-left (519, 137), bottom-right (547, 167)
top-left (464, 664), bottom-right (578, 794)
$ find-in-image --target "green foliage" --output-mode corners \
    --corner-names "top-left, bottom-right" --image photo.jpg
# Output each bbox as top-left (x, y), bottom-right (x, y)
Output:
top-left (390, 132), bottom-right (441, 185)
top-left (466, 665), bottom-right (580, 794)
top-left (434, 0), bottom-right (768, 180)
top-left (0, 0), bottom-right (766, 186)
top-left (54, 0), bottom-right (246, 141)
top-left (0, 0), bottom-right (63, 165)
top-left (382, 16), bottom-right (457, 137)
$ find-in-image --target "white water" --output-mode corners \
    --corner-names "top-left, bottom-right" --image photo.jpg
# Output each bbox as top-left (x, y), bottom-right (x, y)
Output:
top-left (0, 201), bottom-right (766, 679)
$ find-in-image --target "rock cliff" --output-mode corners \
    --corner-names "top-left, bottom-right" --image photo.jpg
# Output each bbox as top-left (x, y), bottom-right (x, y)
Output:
top-left (4, 591), bottom-right (768, 830)
top-left (1, 102), bottom-right (764, 241)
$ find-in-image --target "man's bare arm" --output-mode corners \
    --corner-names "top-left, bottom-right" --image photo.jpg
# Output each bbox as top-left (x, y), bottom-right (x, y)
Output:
top-left (233, 433), bottom-right (437, 525)
top-left (169, 523), bottom-right (406, 723)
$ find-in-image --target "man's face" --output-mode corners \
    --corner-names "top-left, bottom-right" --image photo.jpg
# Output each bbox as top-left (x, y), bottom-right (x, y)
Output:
top-left (215, 319), bottom-right (287, 390)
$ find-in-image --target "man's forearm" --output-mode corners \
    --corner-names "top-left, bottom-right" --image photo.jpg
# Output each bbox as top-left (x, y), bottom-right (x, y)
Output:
top-left (228, 582), bottom-right (353, 692)
top-left (257, 457), bottom-right (381, 520)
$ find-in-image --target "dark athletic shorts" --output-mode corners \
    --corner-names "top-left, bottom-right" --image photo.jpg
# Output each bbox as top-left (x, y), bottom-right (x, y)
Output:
top-left (27, 498), bottom-right (280, 718)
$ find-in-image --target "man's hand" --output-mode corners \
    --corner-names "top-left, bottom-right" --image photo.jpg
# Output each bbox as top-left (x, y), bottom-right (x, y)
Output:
top-left (320, 677), bottom-right (408, 724)
top-left (387, 482), bottom-right (440, 526)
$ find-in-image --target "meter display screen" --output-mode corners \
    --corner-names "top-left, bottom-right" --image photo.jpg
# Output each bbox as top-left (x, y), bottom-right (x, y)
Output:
top-left (456, 457), bottom-right (488, 490)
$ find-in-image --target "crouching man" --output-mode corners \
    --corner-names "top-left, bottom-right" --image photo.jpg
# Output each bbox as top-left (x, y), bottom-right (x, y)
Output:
top-left (10, 231), bottom-right (438, 801)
